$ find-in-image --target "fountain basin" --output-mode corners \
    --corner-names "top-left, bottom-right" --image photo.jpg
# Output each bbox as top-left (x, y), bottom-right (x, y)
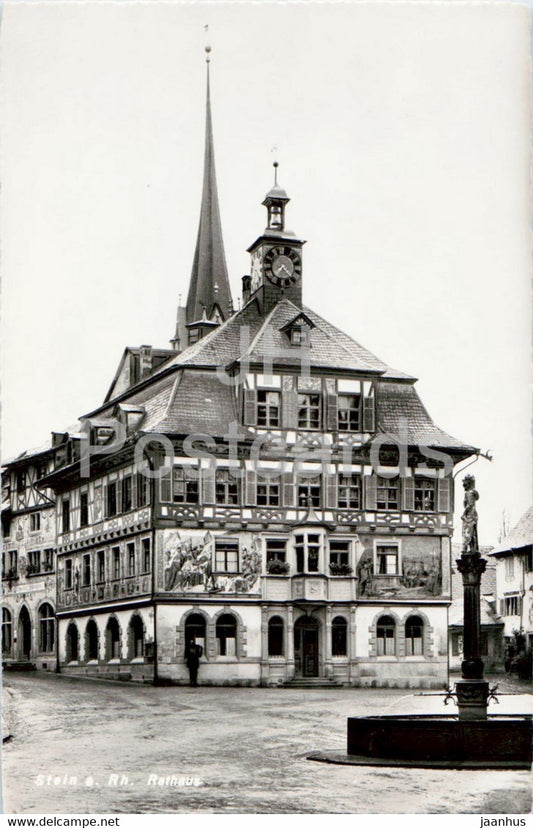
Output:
top-left (308, 714), bottom-right (532, 769)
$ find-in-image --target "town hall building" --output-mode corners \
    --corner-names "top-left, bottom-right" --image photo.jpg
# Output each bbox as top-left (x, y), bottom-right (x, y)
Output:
top-left (2, 52), bottom-right (477, 687)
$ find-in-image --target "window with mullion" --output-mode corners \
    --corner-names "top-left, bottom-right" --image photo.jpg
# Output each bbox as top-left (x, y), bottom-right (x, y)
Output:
top-left (414, 478), bottom-right (436, 512)
top-left (122, 476), bottom-right (133, 512)
top-left (338, 474), bottom-right (361, 509)
top-left (214, 541), bottom-right (239, 573)
top-left (297, 393), bottom-right (321, 429)
top-left (215, 470), bottom-right (240, 505)
top-left (376, 476), bottom-right (399, 510)
top-left (256, 476), bottom-right (280, 506)
top-left (297, 476), bottom-right (321, 508)
top-left (337, 394), bottom-right (361, 431)
top-left (172, 467), bottom-right (199, 504)
top-left (256, 390), bottom-right (281, 427)
top-left (377, 544), bottom-right (399, 575)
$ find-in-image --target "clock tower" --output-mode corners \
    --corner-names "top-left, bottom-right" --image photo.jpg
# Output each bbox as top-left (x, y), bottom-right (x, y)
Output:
top-left (245, 163), bottom-right (305, 314)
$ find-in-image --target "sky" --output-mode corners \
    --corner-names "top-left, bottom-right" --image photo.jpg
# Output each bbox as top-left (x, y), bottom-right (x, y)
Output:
top-left (1, 1), bottom-right (531, 546)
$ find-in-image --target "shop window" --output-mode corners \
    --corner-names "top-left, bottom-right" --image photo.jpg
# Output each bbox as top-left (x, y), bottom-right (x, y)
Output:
top-left (376, 615), bottom-right (396, 656)
top-left (2, 608), bottom-right (12, 656)
top-left (268, 616), bottom-right (284, 656)
top-left (185, 613), bottom-right (206, 653)
top-left (405, 615), bottom-right (424, 656)
top-left (85, 619), bottom-right (99, 661)
top-left (128, 614), bottom-right (145, 659)
top-left (39, 603), bottom-right (55, 653)
top-left (66, 622), bottom-right (79, 662)
top-left (216, 613), bottom-right (237, 656)
top-left (332, 616), bottom-right (348, 656)
top-left (105, 617), bottom-right (121, 660)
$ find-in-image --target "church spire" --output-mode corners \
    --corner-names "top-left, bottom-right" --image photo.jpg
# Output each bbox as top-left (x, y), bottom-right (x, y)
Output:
top-left (172, 46), bottom-right (232, 351)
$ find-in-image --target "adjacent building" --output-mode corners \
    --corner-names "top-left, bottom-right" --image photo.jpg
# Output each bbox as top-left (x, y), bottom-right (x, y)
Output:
top-left (2, 54), bottom-right (477, 688)
top-left (489, 506), bottom-right (533, 662)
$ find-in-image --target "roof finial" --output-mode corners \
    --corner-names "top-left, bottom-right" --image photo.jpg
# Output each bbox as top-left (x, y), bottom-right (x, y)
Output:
top-left (204, 24), bottom-right (211, 63)
top-left (273, 160), bottom-right (279, 186)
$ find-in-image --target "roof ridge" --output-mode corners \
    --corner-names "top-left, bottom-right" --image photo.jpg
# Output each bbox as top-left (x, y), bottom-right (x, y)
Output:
top-left (238, 299), bottom-right (300, 361)
top-left (302, 304), bottom-right (387, 368)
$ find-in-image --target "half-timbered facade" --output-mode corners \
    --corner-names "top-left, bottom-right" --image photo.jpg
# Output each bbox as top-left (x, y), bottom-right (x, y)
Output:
top-left (3, 54), bottom-right (477, 688)
top-left (1, 445), bottom-right (57, 671)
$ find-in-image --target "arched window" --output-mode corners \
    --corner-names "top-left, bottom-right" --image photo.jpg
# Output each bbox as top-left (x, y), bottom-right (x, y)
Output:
top-left (85, 619), bottom-right (99, 661)
top-left (185, 614), bottom-right (206, 652)
top-left (2, 608), bottom-right (12, 657)
top-left (268, 616), bottom-right (284, 656)
top-left (38, 603), bottom-right (55, 653)
top-left (216, 613), bottom-right (237, 656)
top-left (66, 622), bottom-right (79, 662)
top-left (128, 614), bottom-right (145, 659)
top-left (105, 617), bottom-right (121, 661)
top-left (405, 615), bottom-right (424, 656)
top-left (376, 615), bottom-right (396, 656)
top-left (332, 616), bottom-right (348, 656)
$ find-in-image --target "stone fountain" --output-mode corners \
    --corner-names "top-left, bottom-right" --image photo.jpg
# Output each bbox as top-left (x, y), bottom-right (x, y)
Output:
top-left (309, 476), bottom-right (532, 769)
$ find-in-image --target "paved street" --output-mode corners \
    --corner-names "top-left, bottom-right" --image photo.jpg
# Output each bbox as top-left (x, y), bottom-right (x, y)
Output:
top-left (2, 672), bottom-right (532, 814)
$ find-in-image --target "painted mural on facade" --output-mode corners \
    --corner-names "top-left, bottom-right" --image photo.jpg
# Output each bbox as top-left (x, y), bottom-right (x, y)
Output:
top-left (356, 539), bottom-right (442, 599)
top-left (162, 530), bottom-right (261, 594)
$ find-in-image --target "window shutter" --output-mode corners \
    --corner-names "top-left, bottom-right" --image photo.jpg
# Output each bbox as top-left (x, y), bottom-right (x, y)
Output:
top-left (245, 470), bottom-right (256, 506)
top-left (160, 468), bottom-right (171, 503)
top-left (131, 473), bottom-right (137, 509)
top-left (365, 475), bottom-right (377, 510)
top-left (363, 396), bottom-right (375, 433)
top-left (326, 473), bottom-right (337, 509)
top-left (326, 395), bottom-right (338, 431)
top-left (437, 477), bottom-right (451, 512)
top-left (282, 389), bottom-right (298, 429)
top-left (103, 484), bottom-right (108, 518)
top-left (283, 470), bottom-right (295, 507)
top-left (243, 389), bottom-right (256, 426)
top-left (202, 467), bottom-right (216, 504)
top-left (403, 477), bottom-right (415, 511)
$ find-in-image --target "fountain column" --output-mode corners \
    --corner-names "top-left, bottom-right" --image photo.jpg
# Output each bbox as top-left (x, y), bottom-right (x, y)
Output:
top-left (454, 475), bottom-right (489, 720)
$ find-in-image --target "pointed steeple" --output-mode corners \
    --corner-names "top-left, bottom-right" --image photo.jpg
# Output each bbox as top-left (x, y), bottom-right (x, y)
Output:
top-left (172, 47), bottom-right (232, 351)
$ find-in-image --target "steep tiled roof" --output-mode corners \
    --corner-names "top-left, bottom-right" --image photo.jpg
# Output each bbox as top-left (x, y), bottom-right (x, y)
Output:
top-left (155, 371), bottom-right (247, 437)
top-left (490, 505), bottom-right (533, 555)
top-left (376, 382), bottom-right (477, 452)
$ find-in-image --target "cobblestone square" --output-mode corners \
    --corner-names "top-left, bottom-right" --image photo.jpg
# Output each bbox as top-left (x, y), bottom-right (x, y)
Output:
top-left (2, 672), bottom-right (532, 814)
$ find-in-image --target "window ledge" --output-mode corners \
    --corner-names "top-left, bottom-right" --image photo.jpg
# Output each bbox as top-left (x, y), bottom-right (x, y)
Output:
top-left (130, 657), bottom-right (145, 664)
top-left (86, 659), bottom-right (98, 665)
top-left (107, 658), bottom-right (121, 664)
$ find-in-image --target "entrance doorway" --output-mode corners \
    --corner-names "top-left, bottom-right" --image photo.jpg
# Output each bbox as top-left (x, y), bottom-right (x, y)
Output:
top-left (18, 606), bottom-right (32, 661)
top-left (294, 616), bottom-right (320, 677)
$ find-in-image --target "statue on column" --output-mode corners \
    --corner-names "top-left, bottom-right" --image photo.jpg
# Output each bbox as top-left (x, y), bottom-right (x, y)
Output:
top-left (461, 474), bottom-right (479, 554)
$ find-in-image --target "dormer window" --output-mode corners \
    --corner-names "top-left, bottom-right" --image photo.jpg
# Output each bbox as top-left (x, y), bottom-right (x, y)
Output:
top-left (281, 312), bottom-right (314, 348)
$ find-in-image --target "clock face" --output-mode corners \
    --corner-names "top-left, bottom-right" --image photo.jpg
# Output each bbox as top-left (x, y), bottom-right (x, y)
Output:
top-left (264, 245), bottom-right (302, 287)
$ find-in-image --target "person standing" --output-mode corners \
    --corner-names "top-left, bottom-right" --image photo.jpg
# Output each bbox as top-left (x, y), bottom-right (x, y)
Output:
top-left (185, 639), bottom-right (203, 686)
